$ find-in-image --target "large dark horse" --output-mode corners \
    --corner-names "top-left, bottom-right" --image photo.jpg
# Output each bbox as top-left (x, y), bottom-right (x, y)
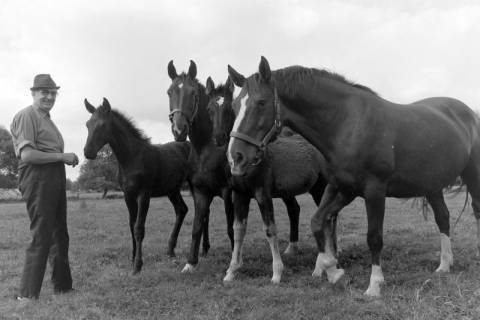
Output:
top-left (84, 98), bottom-right (192, 274)
top-left (227, 56), bottom-right (480, 296)
top-left (205, 76), bottom-right (328, 283)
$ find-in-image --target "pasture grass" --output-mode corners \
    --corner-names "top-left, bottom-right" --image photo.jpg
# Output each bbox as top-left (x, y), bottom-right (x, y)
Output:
top-left (1, 193), bottom-right (480, 319)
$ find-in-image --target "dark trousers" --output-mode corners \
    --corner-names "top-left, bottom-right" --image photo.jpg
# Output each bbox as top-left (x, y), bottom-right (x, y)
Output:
top-left (18, 162), bottom-right (72, 298)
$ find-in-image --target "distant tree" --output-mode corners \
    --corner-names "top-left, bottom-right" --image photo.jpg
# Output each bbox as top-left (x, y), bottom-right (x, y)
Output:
top-left (77, 145), bottom-right (119, 198)
top-left (0, 126), bottom-right (18, 188)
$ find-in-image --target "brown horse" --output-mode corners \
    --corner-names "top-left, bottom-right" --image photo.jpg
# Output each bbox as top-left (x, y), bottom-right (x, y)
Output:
top-left (226, 56), bottom-right (480, 296)
top-left (205, 76), bottom-right (328, 283)
top-left (84, 98), bottom-right (191, 274)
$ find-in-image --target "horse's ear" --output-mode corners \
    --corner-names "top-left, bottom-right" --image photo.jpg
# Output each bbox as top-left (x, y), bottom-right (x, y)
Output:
top-left (259, 56), bottom-right (271, 82)
top-left (228, 65), bottom-right (246, 87)
top-left (84, 99), bottom-right (96, 114)
top-left (226, 76), bottom-right (234, 94)
top-left (206, 76), bottom-right (215, 95)
top-left (168, 60), bottom-right (178, 80)
top-left (101, 97), bottom-right (111, 113)
top-left (188, 60), bottom-right (197, 79)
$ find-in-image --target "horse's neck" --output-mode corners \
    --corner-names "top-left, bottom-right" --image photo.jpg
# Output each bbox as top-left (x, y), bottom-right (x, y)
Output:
top-left (189, 97), bottom-right (213, 154)
top-left (108, 119), bottom-right (147, 169)
top-left (275, 76), bottom-right (358, 159)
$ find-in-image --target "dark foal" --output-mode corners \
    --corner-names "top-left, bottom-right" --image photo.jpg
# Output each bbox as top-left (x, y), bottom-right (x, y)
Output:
top-left (205, 77), bottom-right (328, 283)
top-left (227, 56), bottom-right (480, 296)
top-left (84, 98), bottom-right (191, 274)
top-left (167, 60), bottom-right (234, 273)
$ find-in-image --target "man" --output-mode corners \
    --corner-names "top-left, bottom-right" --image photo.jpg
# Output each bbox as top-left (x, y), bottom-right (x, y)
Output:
top-left (10, 74), bottom-right (79, 300)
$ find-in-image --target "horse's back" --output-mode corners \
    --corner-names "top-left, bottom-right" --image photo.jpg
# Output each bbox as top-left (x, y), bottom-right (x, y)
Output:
top-left (267, 134), bottom-right (324, 196)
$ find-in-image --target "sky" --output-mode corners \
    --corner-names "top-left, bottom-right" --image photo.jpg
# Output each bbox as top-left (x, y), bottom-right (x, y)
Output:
top-left (1, 0), bottom-right (479, 180)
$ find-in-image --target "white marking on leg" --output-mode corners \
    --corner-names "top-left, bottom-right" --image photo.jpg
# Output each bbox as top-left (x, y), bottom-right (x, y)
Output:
top-left (364, 264), bottom-right (384, 297)
top-left (265, 224), bottom-right (284, 283)
top-left (435, 233), bottom-right (453, 272)
top-left (181, 263), bottom-right (196, 273)
top-left (224, 219), bottom-right (247, 282)
top-left (312, 230), bottom-right (344, 282)
top-left (283, 241), bottom-right (299, 255)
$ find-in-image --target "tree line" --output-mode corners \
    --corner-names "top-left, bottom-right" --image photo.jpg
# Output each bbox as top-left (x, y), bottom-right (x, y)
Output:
top-left (0, 126), bottom-right (119, 196)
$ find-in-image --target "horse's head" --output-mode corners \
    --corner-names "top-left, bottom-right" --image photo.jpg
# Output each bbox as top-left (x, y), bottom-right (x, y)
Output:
top-left (84, 98), bottom-right (113, 160)
top-left (167, 60), bottom-right (201, 142)
top-left (227, 56), bottom-right (281, 176)
top-left (206, 76), bottom-right (235, 146)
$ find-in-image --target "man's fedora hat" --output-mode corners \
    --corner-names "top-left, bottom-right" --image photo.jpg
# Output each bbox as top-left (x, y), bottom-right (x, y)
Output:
top-left (30, 74), bottom-right (60, 91)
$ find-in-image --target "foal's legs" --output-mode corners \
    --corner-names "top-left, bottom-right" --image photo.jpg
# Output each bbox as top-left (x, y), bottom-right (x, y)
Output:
top-left (182, 187), bottom-right (213, 273)
top-left (282, 196), bottom-right (300, 255)
top-left (311, 184), bottom-right (354, 283)
top-left (166, 190), bottom-right (189, 257)
top-left (461, 144), bottom-right (480, 256)
top-left (255, 189), bottom-right (284, 283)
top-left (426, 191), bottom-right (453, 272)
top-left (221, 188), bottom-right (235, 251)
top-left (224, 191), bottom-right (250, 282)
top-left (132, 192), bottom-right (151, 274)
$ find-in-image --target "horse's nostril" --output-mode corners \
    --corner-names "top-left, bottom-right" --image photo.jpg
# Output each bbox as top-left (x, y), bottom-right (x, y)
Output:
top-left (235, 152), bottom-right (244, 164)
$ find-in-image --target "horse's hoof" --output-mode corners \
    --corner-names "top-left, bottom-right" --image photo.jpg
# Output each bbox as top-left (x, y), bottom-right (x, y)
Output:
top-left (312, 268), bottom-right (324, 278)
top-left (167, 250), bottom-right (176, 258)
top-left (271, 275), bottom-right (281, 284)
top-left (223, 271), bottom-right (235, 282)
top-left (435, 266), bottom-right (450, 273)
top-left (327, 268), bottom-right (345, 284)
top-left (181, 263), bottom-right (196, 273)
top-left (283, 243), bottom-right (299, 255)
top-left (364, 287), bottom-right (382, 297)
top-left (131, 268), bottom-right (141, 276)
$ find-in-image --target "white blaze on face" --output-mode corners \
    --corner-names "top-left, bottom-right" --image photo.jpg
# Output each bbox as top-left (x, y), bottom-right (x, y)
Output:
top-left (178, 83), bottom-right (183, 89)
top-left (228, 93), bottom-right (249, 164)
top-left (217, 97), bottom-right (224, 106)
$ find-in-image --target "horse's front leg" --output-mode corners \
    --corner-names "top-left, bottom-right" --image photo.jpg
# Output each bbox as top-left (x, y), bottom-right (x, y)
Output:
top-left (311, 184), bottom-right (354, 283)
top-left (182, 187), bottom-right (212, 273)
top-left (221, 187), bottom-right (235, 250)
top-left (282, 196), bottom-right (300, 255)
top-left (255, 189), bottom-right (284, 283)
top-left (167, 191), bottom-right (189, 257)
top-left (224, 191), bottom-right (250, 282)
top-left (124, 193), bottom-right (138, 263)
top-left (132, 192), bottom-right (151, 274)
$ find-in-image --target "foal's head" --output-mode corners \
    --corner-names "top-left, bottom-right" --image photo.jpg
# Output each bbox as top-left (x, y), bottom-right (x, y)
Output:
top-left (167, 60), bottom-right (202, 142)
top-left (205, 76), bottom-right (235, 146)
top-left (84, 98), bottom-right (114, 160)
top-left (227, 56), bottom-right (281, 176)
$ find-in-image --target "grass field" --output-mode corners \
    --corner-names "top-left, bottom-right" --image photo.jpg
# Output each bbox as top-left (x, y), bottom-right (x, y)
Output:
top-left (1, 192), bottom-right (480, 319)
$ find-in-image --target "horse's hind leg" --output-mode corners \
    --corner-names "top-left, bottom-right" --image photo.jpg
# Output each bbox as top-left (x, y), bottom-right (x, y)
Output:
top-left (282, 196), bottom-right (300, 255)
top-left (461, 146), bottom-right (480, 256)
top-left (426, 191), bottom-right (453, 272)
top-left (167, 191), bottom-right (188, 257)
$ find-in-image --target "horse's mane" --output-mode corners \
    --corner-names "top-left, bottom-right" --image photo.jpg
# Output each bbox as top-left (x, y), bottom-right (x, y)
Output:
top-left (272, 65), bottom-right (378, 96)
top-left (111, 109), bottom-right (151, 144)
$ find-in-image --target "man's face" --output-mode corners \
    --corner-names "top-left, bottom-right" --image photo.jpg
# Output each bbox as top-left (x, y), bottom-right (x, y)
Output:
top-left (32, 89), bottom-right (57, 111)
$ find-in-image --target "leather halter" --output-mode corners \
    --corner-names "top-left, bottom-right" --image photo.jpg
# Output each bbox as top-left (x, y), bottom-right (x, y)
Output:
top-left (229, 88), bottom-right (282, 151)
top-left (168, 92), bottom-right (199, 126)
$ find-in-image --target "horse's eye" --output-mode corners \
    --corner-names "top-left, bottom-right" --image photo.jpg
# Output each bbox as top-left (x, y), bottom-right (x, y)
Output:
top-left (167, 90), bottom-right (172, 97)
top-left (258, 100), bottom-right (266, 107)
